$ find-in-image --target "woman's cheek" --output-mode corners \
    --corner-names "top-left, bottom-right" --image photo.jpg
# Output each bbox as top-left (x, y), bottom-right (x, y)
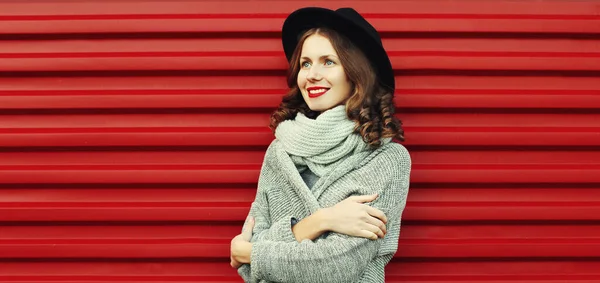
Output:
top-left (296, 70), bottom-right (306, 84)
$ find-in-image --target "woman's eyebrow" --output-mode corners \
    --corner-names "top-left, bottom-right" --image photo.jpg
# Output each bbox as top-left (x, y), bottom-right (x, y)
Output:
top-left (300, 54), bottom-right (338, 61)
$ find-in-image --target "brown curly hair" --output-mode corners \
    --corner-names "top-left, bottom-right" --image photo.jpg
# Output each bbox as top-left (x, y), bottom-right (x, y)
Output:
top-left (269, 28), bottom-right (404, 147)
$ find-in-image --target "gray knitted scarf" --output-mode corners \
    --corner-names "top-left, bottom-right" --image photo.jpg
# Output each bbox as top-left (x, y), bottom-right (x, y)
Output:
top-left (274, 105), bottom-right (370, 177)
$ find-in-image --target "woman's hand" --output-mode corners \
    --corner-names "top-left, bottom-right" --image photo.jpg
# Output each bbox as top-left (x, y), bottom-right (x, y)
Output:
top-left (321, 194), bottom-right (388, 240)
top-left (230, 216), bottom-right (254, 269)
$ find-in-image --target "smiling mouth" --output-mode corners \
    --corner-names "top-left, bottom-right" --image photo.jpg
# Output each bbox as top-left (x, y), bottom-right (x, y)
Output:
top-left (307, 88), bottom-right (329, 98)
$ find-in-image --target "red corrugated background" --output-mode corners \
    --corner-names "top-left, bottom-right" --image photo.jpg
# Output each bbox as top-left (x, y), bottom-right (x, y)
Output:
top-left (1, 0), bottom-right (600, 282)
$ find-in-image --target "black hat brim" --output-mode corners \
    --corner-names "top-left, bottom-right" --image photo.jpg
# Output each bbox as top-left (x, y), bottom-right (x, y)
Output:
top-left (282, 7), bottom-right (395, 90)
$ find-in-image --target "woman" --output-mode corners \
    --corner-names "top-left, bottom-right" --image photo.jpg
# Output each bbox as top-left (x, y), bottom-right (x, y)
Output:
top-left (230, 7), bottom-right (411, 283)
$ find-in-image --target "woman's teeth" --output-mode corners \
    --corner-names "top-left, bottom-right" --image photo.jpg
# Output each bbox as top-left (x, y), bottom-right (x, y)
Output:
top-left (309, 89), bottom-right (328, 95)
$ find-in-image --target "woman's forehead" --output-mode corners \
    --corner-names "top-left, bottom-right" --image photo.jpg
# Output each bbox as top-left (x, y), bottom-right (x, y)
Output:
top-left (300, 34), bottom-right (338, 58)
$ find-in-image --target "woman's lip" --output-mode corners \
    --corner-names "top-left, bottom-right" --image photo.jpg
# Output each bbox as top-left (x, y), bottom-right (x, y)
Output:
top-left (307, 87), bottom-right (329, 98)
top-left (308, 89), bottom-right (328, 98)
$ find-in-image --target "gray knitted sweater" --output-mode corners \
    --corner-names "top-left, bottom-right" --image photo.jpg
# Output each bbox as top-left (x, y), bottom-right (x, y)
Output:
top-left (238, 139), bottom-right (411, 283)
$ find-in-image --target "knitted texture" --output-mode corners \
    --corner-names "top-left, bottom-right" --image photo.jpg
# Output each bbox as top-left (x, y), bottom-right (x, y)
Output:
top-left (274, 105), bottom-right (376, 177)
top-left (237, 138), bottom-right (411, 283)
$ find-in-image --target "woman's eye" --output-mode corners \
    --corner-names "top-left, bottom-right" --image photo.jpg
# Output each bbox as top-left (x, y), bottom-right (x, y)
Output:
top-left (325, 60), bottom-right (335, 66)
top-left (301, 62), bottom-right (311, 68)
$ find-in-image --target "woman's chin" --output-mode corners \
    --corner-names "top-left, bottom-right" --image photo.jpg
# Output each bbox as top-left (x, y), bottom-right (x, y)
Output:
top-left (307, 105), bottom-right (328, 112)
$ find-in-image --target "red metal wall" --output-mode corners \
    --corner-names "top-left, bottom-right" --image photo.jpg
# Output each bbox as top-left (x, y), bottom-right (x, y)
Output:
top-left (1, 0), bottom-right (600, 282)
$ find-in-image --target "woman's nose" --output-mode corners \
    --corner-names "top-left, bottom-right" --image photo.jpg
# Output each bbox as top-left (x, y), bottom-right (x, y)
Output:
top-left (306, 65), bottom-right (323, 81)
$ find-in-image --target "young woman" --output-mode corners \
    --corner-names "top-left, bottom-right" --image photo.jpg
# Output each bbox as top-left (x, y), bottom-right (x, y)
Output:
top-left (230, 7), bottom-right (411, 283)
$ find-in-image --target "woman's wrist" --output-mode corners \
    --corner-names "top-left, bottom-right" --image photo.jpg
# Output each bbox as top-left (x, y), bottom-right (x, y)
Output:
top-left (233, 241), bottom-right (252, 264)
top-left (314, 208), bottom-right (332, 232)
top-left (291, 209), bottom-right (331, 242)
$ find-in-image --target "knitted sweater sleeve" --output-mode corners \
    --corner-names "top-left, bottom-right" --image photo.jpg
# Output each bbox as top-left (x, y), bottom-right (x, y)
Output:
top-left (246, 160), bottom-right (298, 243)
top-left (237, 147), bottom-right (298, 282)
top-left (250, 172), bottom-right (410, 283)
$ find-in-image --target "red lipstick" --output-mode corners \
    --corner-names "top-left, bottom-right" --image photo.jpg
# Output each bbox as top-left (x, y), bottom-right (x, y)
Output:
top-left (306, 86), bottom-right (330, 98)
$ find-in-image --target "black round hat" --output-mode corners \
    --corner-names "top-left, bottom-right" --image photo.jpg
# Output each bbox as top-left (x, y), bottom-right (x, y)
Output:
top-left (282, 7), bottom-right (395, 90)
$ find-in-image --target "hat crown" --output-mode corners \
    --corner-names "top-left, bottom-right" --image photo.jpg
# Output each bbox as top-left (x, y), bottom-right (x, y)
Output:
top-left (334, 8), bottom-right (382, 45)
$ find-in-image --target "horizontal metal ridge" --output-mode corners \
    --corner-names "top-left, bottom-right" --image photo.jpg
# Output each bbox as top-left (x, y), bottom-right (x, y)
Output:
top-left (2, 0), bottom-right (596, 15)
top-left (1, 128), bottom-right (598, 147)
top-left (2, 38), bottom-right (599, 53)
top-left (2, 222), bottom-right (600, 258)
top-left (1, 0), bottom-right (598, 35)
top-left (1, 187), bottom-right (600, 221)
top-left (2, 76), bottom-right (598, 110)
top-left (2, 76), bottom-right (598, 90)
top-left (1, 38), bottom-right (599, 72)
top-left (0, 261), bottom-right (599, 282)
top-left (3, 150), bottom-right (600, 164)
